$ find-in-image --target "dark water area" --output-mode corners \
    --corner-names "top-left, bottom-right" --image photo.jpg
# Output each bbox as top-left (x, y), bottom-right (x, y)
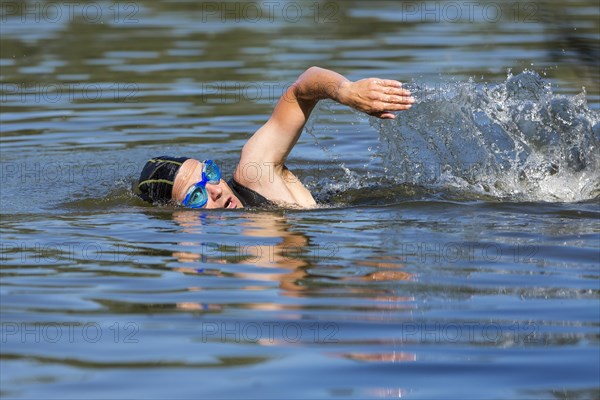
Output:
top-left (1, 1), bottom-right (599, 399)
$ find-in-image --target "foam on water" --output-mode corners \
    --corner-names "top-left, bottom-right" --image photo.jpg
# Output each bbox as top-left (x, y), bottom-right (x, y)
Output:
top-left (371, 71), bottom-right (600, 202)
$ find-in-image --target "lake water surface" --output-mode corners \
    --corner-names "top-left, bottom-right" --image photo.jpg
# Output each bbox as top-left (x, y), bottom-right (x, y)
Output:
top-left (1, 1), bottom-right (599, 399)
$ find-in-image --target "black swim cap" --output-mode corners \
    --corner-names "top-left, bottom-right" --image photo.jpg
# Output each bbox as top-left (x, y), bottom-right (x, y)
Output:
top-left (138, 156), bottom-right (190, 204)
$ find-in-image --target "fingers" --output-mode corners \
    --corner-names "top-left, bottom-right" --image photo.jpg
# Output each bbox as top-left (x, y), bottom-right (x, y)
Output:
top-left (371, 97), bottom-right (414, 119)
top-left (377, 79), bottom-right (410, 93)
top-left (378, 79), bottom-right (403, 88)
top-left (372, 95), bottom-right (414, 110)
top-left (371, 111), bottom-right (397, 119)
top-left (376, 81), bottom-right (414, 103)
top-left (384, 94), bottom-right (415, 105)
top-left (382, 103), bottom-right (413, 112)
top-left (371, 107), bottom-right (409, 119)
top-left (383, 88), bottom-right (413, 98)
top-left (379, 112), bottom-right (396, 119)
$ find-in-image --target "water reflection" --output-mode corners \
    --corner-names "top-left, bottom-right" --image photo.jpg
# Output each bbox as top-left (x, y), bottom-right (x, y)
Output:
top-left (171, 210), bottom-right (310, 310)
top-left (167, 208), bottom-right (419, 381)
top-left (170, 210), bottom-right (416, 297)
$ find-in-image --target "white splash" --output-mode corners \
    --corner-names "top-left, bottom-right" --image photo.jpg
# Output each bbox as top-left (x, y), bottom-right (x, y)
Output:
top-left (372, 71), bottom-right (600, 202)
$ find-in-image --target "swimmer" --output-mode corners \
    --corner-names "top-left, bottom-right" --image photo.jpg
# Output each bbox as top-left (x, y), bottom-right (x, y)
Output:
top-left (137, 67), bottom-right (415, 209)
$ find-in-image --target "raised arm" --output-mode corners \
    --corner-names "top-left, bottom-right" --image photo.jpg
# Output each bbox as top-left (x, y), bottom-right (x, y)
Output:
top-left (233, 67), bottom-right (414, 206)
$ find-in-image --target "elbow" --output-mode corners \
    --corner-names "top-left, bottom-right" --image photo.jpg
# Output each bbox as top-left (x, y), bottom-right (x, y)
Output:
top-left (299, 66), bottom-right (322, 81)
top-left (303, 66), bottom-right (324, 78)
top-left (294, 66), bottom-right (324, 100)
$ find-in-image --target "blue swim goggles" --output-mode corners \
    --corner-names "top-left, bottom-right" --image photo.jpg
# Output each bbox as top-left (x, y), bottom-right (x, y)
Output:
top-left (181, 160), bottom-right (221, 209)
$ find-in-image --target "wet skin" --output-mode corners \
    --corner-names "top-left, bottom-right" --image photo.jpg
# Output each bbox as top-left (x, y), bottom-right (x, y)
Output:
top-left (172, 159), bottom-right (242, 209)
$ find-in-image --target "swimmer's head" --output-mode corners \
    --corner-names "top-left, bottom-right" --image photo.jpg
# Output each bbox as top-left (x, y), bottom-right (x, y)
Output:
top-left (138, 156), bottom-right (188, 204)
top-left (138, 156), bottom-right (243, 209)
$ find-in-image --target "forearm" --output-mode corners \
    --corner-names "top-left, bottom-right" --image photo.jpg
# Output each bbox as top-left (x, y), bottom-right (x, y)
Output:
top-left (293, 66), bottom-right (414, 119)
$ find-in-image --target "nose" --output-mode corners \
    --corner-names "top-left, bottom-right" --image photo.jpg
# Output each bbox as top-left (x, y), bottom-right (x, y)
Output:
top-left (205, 182), bottom-right (223, 200)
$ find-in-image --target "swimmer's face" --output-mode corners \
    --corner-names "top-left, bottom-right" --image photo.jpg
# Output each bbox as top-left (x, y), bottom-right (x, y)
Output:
top-left (172, 159), bottom-right (243, 209)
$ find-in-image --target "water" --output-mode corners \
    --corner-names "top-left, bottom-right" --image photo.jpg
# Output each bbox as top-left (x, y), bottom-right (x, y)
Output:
top-left (376, 71), bottom-right (600, 202)
top-left (1, 1), bottom-right (599, 399)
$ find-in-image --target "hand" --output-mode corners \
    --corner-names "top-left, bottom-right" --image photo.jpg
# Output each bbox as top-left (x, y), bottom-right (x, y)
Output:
top-left (339, 78), bottom-right (415, 119)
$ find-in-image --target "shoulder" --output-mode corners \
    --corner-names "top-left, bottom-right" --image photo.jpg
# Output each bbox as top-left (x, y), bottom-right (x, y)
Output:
top-left (233, 162), bottom-right (316, 208)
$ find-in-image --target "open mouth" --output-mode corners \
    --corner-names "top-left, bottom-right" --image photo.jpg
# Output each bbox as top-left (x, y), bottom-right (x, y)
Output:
top-left (224, 197), bottom-right (236, 209)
